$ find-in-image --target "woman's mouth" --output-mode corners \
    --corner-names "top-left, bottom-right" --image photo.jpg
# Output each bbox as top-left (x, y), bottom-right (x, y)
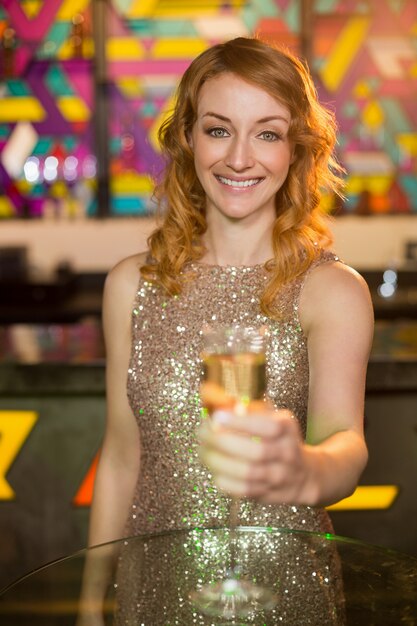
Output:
top-left (215, 175), bottom-right (263, 188)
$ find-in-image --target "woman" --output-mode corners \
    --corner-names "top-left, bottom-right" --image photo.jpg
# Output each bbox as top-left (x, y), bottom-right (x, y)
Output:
top-left (80, 37), bottom-right (373, 624)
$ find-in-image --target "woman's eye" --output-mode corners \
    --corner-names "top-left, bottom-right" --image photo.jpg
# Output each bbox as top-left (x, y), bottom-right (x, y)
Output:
top-left (208, 127), bottom-right (229, 138)
top-left (260, 131), bottom-right (280, 142)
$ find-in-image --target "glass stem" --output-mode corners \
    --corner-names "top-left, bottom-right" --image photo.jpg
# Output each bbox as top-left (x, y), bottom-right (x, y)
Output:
top-left (229, 497), bottom-right (240, 576)
top-left (229, 400), bottom-right (245, 577)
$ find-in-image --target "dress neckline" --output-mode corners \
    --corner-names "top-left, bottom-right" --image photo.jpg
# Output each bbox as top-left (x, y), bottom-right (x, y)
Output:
top-left (188, 260), bottom-right (270, 272)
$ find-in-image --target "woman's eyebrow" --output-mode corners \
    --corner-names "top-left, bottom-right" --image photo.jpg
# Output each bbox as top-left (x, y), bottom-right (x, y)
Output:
top-left (202, 111), bottom-right (290, 125)
top-left (202, 112), bottom-right (231, 122)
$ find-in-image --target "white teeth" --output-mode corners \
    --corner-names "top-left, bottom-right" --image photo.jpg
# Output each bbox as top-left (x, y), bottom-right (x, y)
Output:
top-left (216, 175), bottom-right (261, 188)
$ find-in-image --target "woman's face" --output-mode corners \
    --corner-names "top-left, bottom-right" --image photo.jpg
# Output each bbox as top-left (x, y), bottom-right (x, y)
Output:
top-left (190, 72), bottom-right (294, 226)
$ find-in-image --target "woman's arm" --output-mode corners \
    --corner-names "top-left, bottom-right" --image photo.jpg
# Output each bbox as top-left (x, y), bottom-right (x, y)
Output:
top-left (199, 262), bottom-right (374, 507)
top-left (76, 254), bottom-right (145, 624)
top-left (300, 261), bottom-right (374, 504)
top-left (88, 253), bottom-right (145, 547)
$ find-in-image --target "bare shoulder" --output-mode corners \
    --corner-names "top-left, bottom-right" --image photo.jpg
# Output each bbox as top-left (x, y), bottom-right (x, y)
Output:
top-left (304, 260), bottom-right (370, 301)
top-left (299, 260), bottom-right (374, 333)
top-left (104, 251), bottom-right (147, 300)
top-left (102, 252), bottom-right (148, 330)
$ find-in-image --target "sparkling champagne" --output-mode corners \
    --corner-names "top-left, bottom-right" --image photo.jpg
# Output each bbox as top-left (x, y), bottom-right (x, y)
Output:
top-left (202, 352), bottom-right (266, 409)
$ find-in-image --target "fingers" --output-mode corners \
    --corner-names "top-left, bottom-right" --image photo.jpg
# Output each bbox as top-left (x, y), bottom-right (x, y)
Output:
top-left (200, 443), bottom-right (305, 501)
top-left (201, 425), bottom-right (276, 463)
top-left (200, 408), bottom-right (302, 466)
top-left (199, 407), bottom-right (307, 502)
top-left (199, 446), bottom-right (251, 481)
top-left (211, 472), bottom-right (268, 499)
top-left (211, 407), bottom-right (299, 441)
top-left (199, 442), bottom-right (273, 499)
top-left (200, 416), bottom-right (303, 478)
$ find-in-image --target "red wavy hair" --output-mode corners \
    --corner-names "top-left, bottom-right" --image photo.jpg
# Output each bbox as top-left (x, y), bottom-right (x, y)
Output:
top-left (141, 37), bottom-right (344, 317)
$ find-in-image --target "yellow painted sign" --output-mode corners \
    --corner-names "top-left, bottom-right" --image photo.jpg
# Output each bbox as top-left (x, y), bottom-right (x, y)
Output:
top-left (0, 411), bottom-right (38, 500)
top-left (327, 485), bottom-right (399, 511)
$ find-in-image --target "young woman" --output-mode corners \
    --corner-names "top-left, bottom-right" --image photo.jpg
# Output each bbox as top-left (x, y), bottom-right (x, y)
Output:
top-left (79, 37), bottom-right (373, 625)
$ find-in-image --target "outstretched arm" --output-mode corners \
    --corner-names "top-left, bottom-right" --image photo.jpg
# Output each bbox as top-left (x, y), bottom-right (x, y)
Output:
top-left (199, 262), bottom-right (374, 507)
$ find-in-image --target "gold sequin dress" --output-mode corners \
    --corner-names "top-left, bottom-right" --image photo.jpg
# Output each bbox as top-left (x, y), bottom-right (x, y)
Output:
top-left (114, 250), bottom-right (345, 625)
top-left (125, 250), bottom-right (339, 537)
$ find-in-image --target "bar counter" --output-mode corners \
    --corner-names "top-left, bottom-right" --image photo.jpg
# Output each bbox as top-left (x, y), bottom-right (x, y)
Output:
top-left (0, 321), bottom-right (416, 592)
top-left (1, 267), bottom-right (417, 324)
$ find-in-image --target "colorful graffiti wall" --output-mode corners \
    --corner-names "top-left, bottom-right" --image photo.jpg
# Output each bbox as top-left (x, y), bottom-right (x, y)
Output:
top-left (0, 0), bottom-right (416, 217)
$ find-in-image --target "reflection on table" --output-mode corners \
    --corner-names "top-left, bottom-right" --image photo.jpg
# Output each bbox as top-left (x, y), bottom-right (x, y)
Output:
top-left (0, 527), bottom-right (416, 625)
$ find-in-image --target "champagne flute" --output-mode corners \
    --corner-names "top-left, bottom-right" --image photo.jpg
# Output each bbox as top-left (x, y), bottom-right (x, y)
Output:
top-left (190, 325), bottom-right (277, 620)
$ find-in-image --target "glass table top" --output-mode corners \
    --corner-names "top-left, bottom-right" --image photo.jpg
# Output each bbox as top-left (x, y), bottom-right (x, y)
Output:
top-left (0, 526), bottom-right (416, 625)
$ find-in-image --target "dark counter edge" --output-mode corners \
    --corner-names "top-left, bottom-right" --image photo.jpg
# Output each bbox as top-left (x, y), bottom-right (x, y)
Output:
top-left (0, 362), bottom-right (105, 395)
top-left (1, 268), bottom-right (417, 323)
top-left (1, 358), bottom-right (416, 395)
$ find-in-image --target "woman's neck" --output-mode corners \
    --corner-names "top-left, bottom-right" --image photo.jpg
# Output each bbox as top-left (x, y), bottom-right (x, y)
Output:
top-left (201, 212), bottom-right (275, 267)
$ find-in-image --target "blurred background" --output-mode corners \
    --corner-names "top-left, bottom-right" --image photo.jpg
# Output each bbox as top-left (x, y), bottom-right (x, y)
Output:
top-left (0, 0), bottom-right (416, 591)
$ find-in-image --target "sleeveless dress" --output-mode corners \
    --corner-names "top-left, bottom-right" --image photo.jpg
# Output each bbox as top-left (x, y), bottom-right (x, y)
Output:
top-left (125, 250), bottom-right (339, 537)
top-left (113, 250), bottom-right (346, 625)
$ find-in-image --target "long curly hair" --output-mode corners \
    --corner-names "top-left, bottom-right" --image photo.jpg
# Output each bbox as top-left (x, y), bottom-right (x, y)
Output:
top-left (141, 37), bottom-right (344, 318)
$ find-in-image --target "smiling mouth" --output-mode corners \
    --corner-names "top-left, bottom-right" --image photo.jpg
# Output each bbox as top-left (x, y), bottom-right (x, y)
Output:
top-left (215, 175), bottom-right (263, 188)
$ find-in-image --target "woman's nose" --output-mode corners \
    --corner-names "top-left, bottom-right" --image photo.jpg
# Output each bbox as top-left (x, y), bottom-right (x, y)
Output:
top-left (225, 136), bottom-right (254, 171)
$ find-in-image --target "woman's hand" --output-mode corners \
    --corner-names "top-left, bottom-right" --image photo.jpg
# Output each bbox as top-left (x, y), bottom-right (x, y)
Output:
top-left (199, 404), bottom-right (319, 506)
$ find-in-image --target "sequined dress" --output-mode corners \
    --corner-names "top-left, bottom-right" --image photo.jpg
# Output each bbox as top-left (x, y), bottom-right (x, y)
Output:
top-left (114, 250), bottom-right (345, 625)
top-left (125, 251), bottom-right (339, 536)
